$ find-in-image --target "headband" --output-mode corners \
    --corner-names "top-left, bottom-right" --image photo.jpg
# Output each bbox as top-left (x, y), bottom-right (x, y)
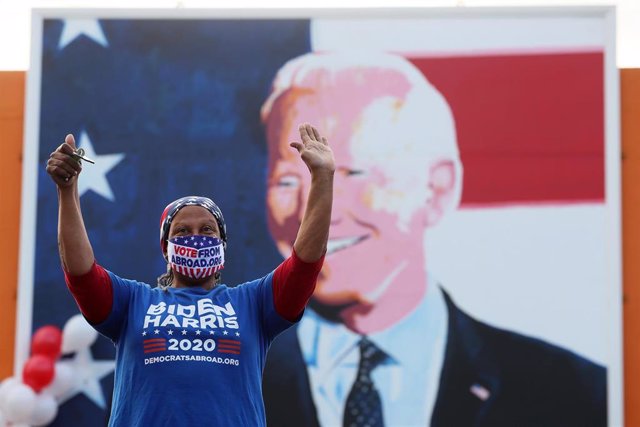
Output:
top-left (159, 196), bottom-right (227, 260)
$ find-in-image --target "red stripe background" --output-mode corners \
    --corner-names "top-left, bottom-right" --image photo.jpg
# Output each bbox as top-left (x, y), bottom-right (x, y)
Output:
top-left (409, 52), bottom-right (604, 206)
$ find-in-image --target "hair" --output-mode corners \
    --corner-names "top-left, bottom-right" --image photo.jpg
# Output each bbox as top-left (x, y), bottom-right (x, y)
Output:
top-left (157, 267), bottom-right (222, 290)
top-left (261, 51), bottom-right (463, 212)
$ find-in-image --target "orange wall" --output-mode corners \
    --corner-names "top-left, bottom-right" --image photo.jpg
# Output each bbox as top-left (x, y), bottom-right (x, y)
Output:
top-left (622, 68), bottom-right (640, 426)
top-left (0, 72), bottom-right (24, 378)
top-left (0, 70), bottom-right (638, 421)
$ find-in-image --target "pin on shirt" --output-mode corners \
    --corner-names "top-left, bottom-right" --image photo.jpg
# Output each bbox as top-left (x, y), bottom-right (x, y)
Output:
top-left (470, 383), bottom-right (491, 401)
top-left (64, 148), bottom-right (95, 182)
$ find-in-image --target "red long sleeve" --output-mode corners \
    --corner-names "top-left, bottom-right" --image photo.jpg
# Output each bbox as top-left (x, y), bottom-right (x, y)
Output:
top-left (64, 262), bottom-right (113, 324)
top-left (272, 249), bottom-right (324, 322)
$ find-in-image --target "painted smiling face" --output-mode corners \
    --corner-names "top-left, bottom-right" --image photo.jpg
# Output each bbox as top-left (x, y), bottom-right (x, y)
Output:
top-left (263, 54), bottom-right (461, 333)
top-left (263, 58), bottom-right (462, 333)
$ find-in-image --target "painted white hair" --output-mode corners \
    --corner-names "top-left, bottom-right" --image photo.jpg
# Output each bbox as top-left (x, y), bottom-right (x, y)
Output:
top-left (261, 51), bottom-right (463, 213)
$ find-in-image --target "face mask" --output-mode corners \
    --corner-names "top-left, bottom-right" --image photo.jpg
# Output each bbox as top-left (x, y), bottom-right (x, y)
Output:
top-left (167, 235), bottom-right (225, 279)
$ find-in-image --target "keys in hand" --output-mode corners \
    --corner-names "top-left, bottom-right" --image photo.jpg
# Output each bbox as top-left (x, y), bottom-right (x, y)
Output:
top-left (63, 148), bottom-right (93, 182)
top-left (47, 134), bottom-right (86, 186)
top-left (71, 148), bottom-right (95, 164)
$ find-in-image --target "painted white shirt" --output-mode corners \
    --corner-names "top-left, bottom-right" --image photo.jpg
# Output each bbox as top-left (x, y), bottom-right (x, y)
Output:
top-left (297, 285), bottom-right (448, 427)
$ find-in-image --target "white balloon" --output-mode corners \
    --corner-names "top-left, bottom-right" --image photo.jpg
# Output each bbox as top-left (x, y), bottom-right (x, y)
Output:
top-left (0, 377), bottom-right (19, 412)
top-left (41, 363), bottom-right (75, 398)
top-left (28, 394), bottom-right (57, 426)
top-left (62, 314), bottom-right (98, 353)
top-left (3, 383), bottom-right (36, 423)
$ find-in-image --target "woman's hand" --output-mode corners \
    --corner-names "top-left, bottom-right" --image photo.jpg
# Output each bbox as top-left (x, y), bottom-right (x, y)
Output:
top-left (290, 123), bottom-right (336, 177)
top-left (46, 134), bottom-right (82, 189)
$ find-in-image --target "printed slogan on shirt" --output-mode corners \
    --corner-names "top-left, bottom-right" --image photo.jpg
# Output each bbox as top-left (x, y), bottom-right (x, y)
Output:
top-left (141, 297), bottom-right (242, 366)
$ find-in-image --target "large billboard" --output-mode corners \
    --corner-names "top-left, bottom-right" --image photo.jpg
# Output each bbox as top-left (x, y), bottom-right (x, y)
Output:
top-left (17, 8), bottom-right (621, 426)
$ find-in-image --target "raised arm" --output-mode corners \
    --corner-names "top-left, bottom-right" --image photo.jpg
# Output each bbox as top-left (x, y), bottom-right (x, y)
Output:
top-left (46, 134), bottom-right (94, 274)
top-left (290, 123), bottom-right (335, 262)
top-left (270, 124), bottom-right (335, 321)
top-left (46, 134), bottom-right (114, 325)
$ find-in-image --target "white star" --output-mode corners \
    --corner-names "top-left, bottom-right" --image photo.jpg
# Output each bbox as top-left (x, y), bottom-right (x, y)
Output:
top-left (209, 331), bottom-right (215, 335)
top-left (56, 348), bottom-right (115, 409)
top-left (182, 330), bottom-right (187, 335)
top-left (142, 331), bottom-right (147, 336)
top-left (235, 332), bottom-right (240, 337)
top-left (59, 19), bottom-right (108, 50)
top-left (195, 330), bottom-right (201, 335)
top-left (223, 331), bottom-right (228, 335)
top-left (154, 329), bottom-right (160, 334)
top-left (168, 330), bottom-right (174, 335)
top-left (77, 131), bottom-right (125, 201)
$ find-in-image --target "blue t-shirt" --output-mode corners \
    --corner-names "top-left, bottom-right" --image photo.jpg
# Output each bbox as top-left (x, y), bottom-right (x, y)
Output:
top-left (93, 270), bottom-right (293, 427)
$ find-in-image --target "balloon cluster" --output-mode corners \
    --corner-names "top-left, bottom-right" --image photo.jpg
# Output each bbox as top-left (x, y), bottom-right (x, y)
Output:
top-left (0, 315), bottom-right (99, 426)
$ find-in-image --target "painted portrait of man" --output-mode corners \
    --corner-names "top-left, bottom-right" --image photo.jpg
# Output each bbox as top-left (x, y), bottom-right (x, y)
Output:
top-left (260, 52), bottom-right (607, 427)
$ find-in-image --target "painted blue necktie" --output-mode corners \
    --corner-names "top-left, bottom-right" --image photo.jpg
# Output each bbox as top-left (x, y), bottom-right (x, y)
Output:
top-left (343, 337), bottom-right (387, 427)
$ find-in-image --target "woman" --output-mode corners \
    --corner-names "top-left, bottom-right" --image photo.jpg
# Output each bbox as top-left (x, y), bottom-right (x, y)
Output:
top-left (46, 123), bottom-right (334, 426)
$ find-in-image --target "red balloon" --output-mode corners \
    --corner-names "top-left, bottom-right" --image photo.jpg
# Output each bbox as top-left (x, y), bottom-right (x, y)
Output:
top-left (22, 354), bottom-right (55, 392)
top-left (31, 325), bottom-right (62, 359)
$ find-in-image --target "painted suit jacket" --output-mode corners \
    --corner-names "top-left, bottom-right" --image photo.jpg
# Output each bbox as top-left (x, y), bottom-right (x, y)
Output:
top-left (262, 290), bottom-right (606, 427)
